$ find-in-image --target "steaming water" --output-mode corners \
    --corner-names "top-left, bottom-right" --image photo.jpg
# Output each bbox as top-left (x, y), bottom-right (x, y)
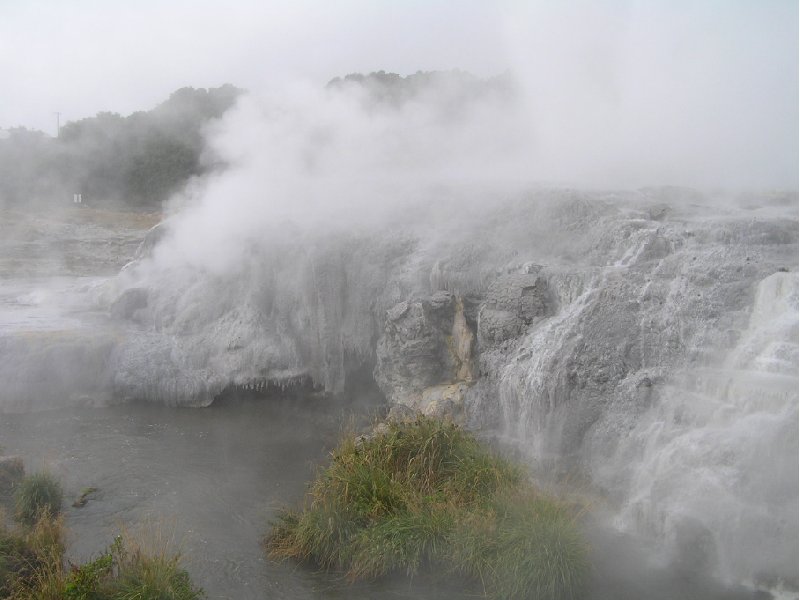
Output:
top-left (0, 277), bottom-right (106, 333)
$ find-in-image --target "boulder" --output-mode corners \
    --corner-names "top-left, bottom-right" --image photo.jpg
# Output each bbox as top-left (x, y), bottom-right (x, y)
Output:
top-left (375, 292), bottom-right (476, 406)
top-left (110, 287), bottom-right (149, 321)
top-left (478, 273), bottom-right (552, 347)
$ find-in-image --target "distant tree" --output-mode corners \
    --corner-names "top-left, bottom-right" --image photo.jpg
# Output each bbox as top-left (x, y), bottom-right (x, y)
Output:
top-left (0, 85), bottom-right (244, 209)
top-left (326, 69), bottom-right (513, 109)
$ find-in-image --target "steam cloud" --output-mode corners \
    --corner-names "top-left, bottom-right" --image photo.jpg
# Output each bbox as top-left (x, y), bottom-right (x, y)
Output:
top-left (137, 0), bottom-right (797, 278)
top-left (151, 77), bottom-right (530, 275)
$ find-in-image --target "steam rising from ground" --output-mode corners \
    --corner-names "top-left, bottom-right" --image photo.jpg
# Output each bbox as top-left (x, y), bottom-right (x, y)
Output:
top-left (148, 51), bottom-right (798, 280)
top-left (151, 76), bottom-right (529, 275)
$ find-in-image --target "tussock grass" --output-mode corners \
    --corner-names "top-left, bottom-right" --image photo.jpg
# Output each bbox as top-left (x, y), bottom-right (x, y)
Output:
top-left (0, 457), bottom-right (24, 497)
top-left (1, 523), bottom-right (204, 600)
top-left (86, 531), bottom-right (204, 600)
top-left (266, 416), bottom-right (588, 599)
top-left (1, 472), bottom-right (203, 599)
top-left (0, 511), bottom-right (66, 599)
top-left (448, 492), bottom-right (588, 600)
top-left (91, 521), bottom-right (203, 600)
top-left (13, 472), bottom-right (63, 527)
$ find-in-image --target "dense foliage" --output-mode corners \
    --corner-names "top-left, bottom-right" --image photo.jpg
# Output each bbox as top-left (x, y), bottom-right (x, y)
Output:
top-left (0, 85), bottom-right (242, 209)
top-left (266, 417), bottom-right (588, 600)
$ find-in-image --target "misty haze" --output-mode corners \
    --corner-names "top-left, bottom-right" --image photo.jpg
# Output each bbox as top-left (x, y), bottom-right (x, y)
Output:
top-left (0, 2), bottom-right (797, 600)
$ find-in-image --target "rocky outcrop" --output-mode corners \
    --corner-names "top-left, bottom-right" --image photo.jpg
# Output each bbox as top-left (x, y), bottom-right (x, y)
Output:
top-left (109, 287), bottom-right (148, 320)
top-left (478, 269), bottom-right (552, 348)
top-left (375, 292), bottom-right (475, 420)
top-left (373, 270), bottom-right (557, 422)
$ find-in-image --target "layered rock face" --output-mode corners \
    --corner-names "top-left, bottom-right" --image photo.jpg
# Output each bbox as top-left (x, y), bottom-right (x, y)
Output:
top-left (1, 188), bottom-right (796, 588)
top-left (375, 291), bottom-right (475, 420)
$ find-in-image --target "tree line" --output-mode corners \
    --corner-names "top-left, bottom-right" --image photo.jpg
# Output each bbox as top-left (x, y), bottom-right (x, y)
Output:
top-left (0, 84), bottom-right (243, 210)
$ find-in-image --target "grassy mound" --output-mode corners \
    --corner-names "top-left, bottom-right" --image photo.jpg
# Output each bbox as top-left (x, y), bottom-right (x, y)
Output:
top-left (266, 416), bottom-right (588, 600)
top-left (13, 472), bottom-right (63, 527)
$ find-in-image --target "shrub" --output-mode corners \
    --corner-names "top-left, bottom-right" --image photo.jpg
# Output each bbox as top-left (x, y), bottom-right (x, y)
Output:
top-left (14, 472), bottom-right (63, 527)
top-left (266, 416), bottom-right (588, 600)
top-left (64, 553), bottom-right (113, 599)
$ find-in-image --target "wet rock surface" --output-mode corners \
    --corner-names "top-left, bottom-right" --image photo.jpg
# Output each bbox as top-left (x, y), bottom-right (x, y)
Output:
top-left (478, 271), bottom-right (552, 347)
top-left (109, 287), bottom-right (148, 321)
top-left (375, 291), bottom-right (475, 416)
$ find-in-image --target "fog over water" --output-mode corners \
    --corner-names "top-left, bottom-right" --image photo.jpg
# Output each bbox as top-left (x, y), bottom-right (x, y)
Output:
top-left (0, 2), bottom-right (797, 600)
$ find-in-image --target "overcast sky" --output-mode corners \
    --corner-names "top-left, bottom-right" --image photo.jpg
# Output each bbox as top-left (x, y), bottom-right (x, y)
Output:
top-left (0, 0), bottom-right (797, 187)
top-left (0, 0), bottom-right (510, 133)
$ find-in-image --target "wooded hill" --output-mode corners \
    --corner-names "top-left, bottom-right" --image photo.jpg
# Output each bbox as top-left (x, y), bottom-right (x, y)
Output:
top-left (0, 85), bottom-right (243, 209)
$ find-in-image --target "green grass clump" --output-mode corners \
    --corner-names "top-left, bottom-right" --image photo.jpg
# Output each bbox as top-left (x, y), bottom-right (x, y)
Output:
top-left (0, 457), bottom-right (24, 498)
top-left (448, 493), bottom-right (588, 599)
top-left (63, 552), bottom-right (113, 599)
top-left (1, 507), bottom-right (203, 599)
top-left (0, 512), bottom-right (66, 599)
top-left (96, 533), bottom-right (204, 600)
top-left (0, 527), bottom-right (36, 596)
top-left (266, 416), bottom-right (588, 600)
top-left (13, 472), bottom-right (63, 527)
